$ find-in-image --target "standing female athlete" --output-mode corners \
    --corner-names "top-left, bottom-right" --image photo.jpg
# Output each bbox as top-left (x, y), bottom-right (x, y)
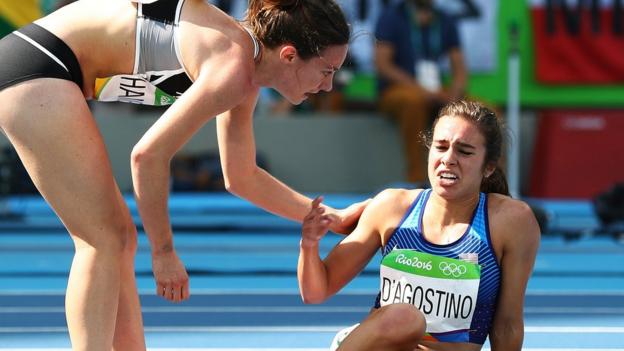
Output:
top-left (299, 100), bottom-right (540, 351)
top-left (0, 0), bottom-right (364, 349)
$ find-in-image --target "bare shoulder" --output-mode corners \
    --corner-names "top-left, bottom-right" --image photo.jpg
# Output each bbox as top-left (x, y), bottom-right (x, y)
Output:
top-left (487, 194), bottom-right (541, 248)
top-left (180, 1), bottom-right (254, 86)
top-left (369, 188), bottom-right (422, 213)
top-left (364, 188), bottom-right (423, 243)
top-left (488, 194), bottom-right (534, 221)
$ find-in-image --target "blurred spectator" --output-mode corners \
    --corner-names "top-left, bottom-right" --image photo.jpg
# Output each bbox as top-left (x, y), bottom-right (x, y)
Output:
top-left (374, 0), bottom-right (467, 184)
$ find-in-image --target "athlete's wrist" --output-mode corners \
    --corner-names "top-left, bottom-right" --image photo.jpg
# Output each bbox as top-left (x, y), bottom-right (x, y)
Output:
top-left (299, 238), bottom-right (320, 250)
top-left (151, 242), bottom-right (175, 255)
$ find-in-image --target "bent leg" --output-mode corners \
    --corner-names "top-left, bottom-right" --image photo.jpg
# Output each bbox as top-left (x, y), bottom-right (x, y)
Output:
top-left (337, 304), bottom-right (425, 351)
top-left (0, 79), bottom-right (137, 351)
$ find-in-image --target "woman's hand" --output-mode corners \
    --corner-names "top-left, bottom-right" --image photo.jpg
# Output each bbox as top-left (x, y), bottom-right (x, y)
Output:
top-left (326, 198), bottom-right (371, 235)
top-left (301, 197), bottom-right (334, 248)
top-left (152, 250), bottom-right (190, 303)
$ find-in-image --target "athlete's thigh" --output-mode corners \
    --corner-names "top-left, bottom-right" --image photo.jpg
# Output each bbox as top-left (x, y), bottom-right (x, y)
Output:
top-left (0, 79), bottom-right (128, 239)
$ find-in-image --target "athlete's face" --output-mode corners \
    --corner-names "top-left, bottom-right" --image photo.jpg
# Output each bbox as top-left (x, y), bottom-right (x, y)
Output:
top-left (277, 44), bottom-right (348, 104)
top-left (428, 116), bottom-right (494, 200)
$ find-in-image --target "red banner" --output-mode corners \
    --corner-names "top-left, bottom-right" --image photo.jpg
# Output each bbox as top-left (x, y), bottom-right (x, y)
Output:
top-left (531, 0), bottom-right (624, 84)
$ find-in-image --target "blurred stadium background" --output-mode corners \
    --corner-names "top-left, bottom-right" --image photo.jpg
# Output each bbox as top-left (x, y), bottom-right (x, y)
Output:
top-left (2, 0), bottom-right (622, 201)
top-left (0, 0), bottom-right (622, 349)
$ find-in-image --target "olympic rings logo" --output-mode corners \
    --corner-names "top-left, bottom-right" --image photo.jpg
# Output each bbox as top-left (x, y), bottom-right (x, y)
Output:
top-left (439, 262), bottom-right (467, 278)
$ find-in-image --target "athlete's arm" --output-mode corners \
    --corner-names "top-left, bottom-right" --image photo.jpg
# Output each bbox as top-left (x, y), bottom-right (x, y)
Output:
top-left (215, 94), bottom-right (312, 221)
top-left (298, 189), bottom-right (409, 303)
top-left (215, 94), bottom-right (367, 233)
top-left (488, 198), bottom-right (541, 350)
top-left (131, 52), bottom-right (250, 301)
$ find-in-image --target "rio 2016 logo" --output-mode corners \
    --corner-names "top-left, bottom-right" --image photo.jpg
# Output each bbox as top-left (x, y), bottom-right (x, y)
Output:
top-left (395, 254), bottom-right (432, 271)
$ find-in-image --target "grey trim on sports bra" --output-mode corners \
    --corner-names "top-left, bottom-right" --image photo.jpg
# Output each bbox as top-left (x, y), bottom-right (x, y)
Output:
top-left (136, 16), bottom-right (181, 74)
top-left (242, 26), bottom-right (260, 61)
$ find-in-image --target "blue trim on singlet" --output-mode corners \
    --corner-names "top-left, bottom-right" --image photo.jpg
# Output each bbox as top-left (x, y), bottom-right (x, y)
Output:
top-left (375, 188), bottom-right (501, 345)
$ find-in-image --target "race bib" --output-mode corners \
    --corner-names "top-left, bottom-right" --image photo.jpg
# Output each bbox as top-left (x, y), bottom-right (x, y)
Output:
top-left (95, 75), bottom-right (177, 106)
top-left (379, 250), bottom-right (480, 337)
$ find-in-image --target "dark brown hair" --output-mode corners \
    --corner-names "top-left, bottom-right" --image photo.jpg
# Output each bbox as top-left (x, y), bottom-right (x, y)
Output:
top-left (245, 0), bottom-right (350, 60)
top-left (423, 100), bottom-right (510, 196)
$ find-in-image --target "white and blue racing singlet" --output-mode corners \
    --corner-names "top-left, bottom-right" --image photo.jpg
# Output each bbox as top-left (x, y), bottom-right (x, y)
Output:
top-left (375, 189), bottom-right (501, 344)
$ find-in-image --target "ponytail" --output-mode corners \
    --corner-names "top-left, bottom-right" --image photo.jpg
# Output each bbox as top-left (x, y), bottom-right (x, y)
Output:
top-left (480, 168), bottom-right (510, 196)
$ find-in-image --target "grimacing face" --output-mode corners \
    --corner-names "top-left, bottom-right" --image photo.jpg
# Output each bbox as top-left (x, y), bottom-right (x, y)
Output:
top-left (428, 115), bottom-right (493, 200)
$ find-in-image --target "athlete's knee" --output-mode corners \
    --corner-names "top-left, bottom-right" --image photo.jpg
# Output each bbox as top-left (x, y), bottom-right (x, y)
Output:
top-left (70, 216), bottom-right (132, 256)
top-left (376, 304), bottom-right (425, 346)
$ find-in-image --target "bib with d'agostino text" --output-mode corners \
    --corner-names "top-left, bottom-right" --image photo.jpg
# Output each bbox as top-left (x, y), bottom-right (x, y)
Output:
top-left (379, 249), bottom-right (480, 336)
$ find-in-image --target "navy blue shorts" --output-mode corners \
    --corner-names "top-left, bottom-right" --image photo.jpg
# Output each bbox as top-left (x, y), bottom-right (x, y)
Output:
top-left (0, 23), bottom-right (83, 92)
